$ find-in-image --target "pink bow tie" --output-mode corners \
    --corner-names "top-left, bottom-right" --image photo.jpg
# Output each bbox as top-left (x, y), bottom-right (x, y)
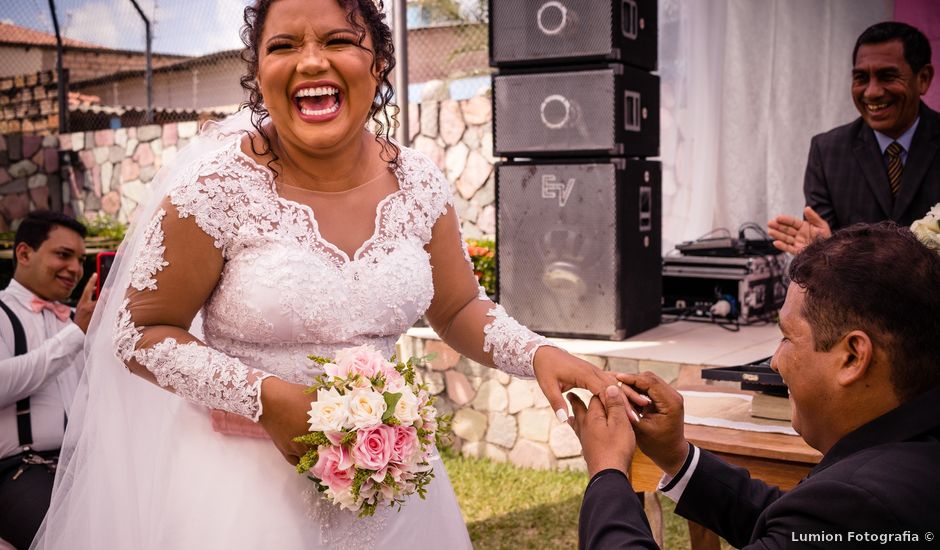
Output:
top-left (30, 298), bottom-right (72, 322)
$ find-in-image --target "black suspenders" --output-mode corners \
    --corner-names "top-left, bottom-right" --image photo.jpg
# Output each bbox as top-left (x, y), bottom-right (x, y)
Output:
top-left (0, 299), bottom-right (32, 447)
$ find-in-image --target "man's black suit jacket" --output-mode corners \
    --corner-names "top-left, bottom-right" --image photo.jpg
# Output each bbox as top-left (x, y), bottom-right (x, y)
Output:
top-left (579, 385), bottom-right (940, 549)
top-left (804, 102), bottom-right (940, 230)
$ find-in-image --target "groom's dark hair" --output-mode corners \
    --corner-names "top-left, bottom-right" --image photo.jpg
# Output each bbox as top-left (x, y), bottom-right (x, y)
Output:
top-left (788, 222), bottom-right (940, 401)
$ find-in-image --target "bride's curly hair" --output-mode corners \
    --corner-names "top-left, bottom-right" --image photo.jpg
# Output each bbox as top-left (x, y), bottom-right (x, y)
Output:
top-left (239, 0), bottom-right (401, 171)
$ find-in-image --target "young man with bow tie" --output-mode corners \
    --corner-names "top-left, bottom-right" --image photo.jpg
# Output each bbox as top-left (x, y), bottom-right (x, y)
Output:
top-left (0, 211), bottom-right (97, 550)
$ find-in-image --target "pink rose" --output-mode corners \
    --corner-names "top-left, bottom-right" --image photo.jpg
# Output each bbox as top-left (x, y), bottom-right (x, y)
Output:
top-left (390, 425), bottom-right (419, 465)
top-left (352, 424), bottom-right (395, 471)
top-left (323, 361), bottom-right (352, 379)
top-left (334, 345), bottom-right (391, 379)
top-left (311, 445), bottom-right (355, 491)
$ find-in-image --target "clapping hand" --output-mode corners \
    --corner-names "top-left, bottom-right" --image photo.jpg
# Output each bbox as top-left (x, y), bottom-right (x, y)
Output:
top-left (768, 206), bottom-right (832, 255)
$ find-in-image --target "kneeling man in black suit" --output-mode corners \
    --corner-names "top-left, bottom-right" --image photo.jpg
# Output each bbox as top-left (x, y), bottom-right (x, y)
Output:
top-left (571, 222), bottom-right (940, 549)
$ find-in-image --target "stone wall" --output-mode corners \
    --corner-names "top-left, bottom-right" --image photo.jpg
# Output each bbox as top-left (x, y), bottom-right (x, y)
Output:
top-left (0, 91), bottom-right (495, 236)
top-left (0, 119), bottom-right (197, 229)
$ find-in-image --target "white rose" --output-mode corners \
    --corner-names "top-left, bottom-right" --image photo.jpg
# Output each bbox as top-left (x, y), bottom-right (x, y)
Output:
top-left (347, 389), bottom-right (387, 429)
top-left (329, 487), bottom-right (361, 512)
top-left (307, 388), bottom-right (350, 432)
top-left (911, 204), bottom-right (940, 253)
top-left (394, 388), bottom-right (421, 424)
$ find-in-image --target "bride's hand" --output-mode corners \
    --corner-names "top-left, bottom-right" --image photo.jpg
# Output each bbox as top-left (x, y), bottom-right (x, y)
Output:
top-left (532, 346), bottom-right (619, 422)
top-left (258, 377), bottom-right (314, 465)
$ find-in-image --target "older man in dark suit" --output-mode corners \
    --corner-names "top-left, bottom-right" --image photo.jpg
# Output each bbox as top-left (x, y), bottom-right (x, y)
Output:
top-left (769, 22), bottom-right (939, 254)
top-left (572, 223), bottom-right (940, 549)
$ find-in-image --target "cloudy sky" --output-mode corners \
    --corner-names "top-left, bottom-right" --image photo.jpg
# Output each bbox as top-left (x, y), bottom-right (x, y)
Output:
top-left (8, 0), bottom-right (254, 56)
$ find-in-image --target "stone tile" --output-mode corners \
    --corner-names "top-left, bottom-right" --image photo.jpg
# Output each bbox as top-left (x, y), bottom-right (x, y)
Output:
top-left (133, 142), bottom-right (155, 167)
top-left (455, 150), bottom-right (491, 200)
top-left (114, 128), bottom-right (127, 148)
top-left (1, 192), bottom-right (30, 221)
top-left (461, 95), bottom-right (491, 126)
top-left (162, 123), bottom-right (178, 146)
top-left (452, 408), bottom-right (487, 442)
top-left (455, 357), bottom-right (489, 378)
top-left (424, 340), bottom-right (460, 371)
top-left (71, 132), bottom-right (84, 152)
top-left (485, 412), bottom-right (517, 448)
top-left (28, 185), bottom-right (49, 209)
top-left (93, 146), bottom-right (109, 164)
top-left (419, 100), bottom-right (439, 138)
top-left (0, 178), bottom-right (27, 194)
top-left (445, 369), bottom-right (475, 406)
top-left (439, 100), bottom-right (466, 146)
top-left (507, 379), bottom-right (535, 414)
top-left (43, 149), bottom-right (59, 173)
top-left (93, 129), bottom-right (114, 147)
top-left (109, 145), bottom-right (125, 164)
top-left (22, 135), bottom-right (42, 159)
top-left (101, 191), bottom-right (120, 216)
top-left (508, 440), bottom-right (556, 470)
top-left (422, 370), bottom-right (445, 395)
top-left (476, 205), bottom-right (495, 235)
top-left (6, 134), bottom-right (22, 160)
top-left (41, 134), bottom-right (58, 148)
top-left (0, 169), bottom-right (9, 187)
top-left (444, 142), bottom-right (469, 182)
top-left (27, 174), bottom-right (47, 189)
top-left (137, 125), bottom-right (162, 142)
top-left (177, 121), bottom-right (198, 139)
top-left (120, 159), bottom-right (140, 182)
top-left (101, 162), bottom-right (113, 194)
top-left (517, 408), bottom-right (553, 443)
top-left (9, 160), bottom-right (37, 179)
top-left (471, 379), bottom-right (507, 412)
top-left (549, 423), bottom-right (582, 458)
top-left (412, 136), bottom-right (444, 170)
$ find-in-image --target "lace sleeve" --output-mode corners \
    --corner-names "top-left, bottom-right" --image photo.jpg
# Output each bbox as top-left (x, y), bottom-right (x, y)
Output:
top-left (112, 170), bottom-right (272, 421)
top-left (411, 150), bottom-right (556, 378)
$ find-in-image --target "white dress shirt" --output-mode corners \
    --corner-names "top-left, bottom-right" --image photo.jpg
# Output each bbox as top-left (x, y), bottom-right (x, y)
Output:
top-left (0, 279), bottom-right (84, 459)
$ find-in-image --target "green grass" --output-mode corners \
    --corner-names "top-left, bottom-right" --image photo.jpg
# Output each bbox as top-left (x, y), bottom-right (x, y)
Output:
top-left (443, 452), bottom-right (733, 549)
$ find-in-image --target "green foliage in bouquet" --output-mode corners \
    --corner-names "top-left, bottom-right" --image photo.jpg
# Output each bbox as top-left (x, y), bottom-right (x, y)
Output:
top-left (466, 238), bottom-right (496, 298)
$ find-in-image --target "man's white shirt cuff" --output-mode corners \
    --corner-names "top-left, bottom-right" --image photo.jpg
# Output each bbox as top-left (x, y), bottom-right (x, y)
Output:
top-left (658, 444), bottom-right (700, 502)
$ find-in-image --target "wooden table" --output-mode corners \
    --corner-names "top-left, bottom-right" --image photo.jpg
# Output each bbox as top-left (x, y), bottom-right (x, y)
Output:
top-left (629, 424), bottom-right (822, 549)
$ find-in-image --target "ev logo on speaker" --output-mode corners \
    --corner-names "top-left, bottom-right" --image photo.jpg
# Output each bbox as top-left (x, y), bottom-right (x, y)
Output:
top-left (541, 174), bottom-right (575, 207)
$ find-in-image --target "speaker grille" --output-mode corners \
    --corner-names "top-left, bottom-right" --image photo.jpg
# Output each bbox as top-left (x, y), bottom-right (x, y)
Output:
top-left (494, 69), bottom-right (617, 154)
top-left (491, 1), bottom-right (614, 64)
top-left (498, 163), bottom-right (619, 336)
top-left (497, 160), bottom-right (662, 339)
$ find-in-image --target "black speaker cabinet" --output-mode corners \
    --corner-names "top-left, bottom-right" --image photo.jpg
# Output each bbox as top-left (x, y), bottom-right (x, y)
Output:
top-left (493, 64), bottom-right (659, 158)
top-left (489, 0), bottom-right (657, 71)
top-left (496, 159), bottom-right (662, 340)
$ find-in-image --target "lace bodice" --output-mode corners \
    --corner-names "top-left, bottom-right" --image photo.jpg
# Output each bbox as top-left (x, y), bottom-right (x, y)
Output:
top-left (114, 137), bottom-right (551, 421)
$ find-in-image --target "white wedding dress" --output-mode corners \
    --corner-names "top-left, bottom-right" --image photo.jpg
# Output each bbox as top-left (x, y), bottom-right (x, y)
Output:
top-left (34, 116), bottom-right (551, 550)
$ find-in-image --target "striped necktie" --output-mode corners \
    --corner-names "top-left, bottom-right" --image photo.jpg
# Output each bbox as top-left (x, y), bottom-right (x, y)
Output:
top-left (885, 141), bottom-right (904, 196)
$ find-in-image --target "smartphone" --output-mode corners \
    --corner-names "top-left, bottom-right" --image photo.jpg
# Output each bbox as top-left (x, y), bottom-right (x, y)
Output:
top-left (95, 251), bottom-right (116, 299)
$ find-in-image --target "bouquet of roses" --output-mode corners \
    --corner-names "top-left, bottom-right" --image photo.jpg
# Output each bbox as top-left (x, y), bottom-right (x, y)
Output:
top-left (294, 344), bottom-right (440, 517)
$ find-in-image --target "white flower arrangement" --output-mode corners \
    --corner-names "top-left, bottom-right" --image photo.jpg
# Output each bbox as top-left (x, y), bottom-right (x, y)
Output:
top-left (911, 203), bottom-right (940, 253)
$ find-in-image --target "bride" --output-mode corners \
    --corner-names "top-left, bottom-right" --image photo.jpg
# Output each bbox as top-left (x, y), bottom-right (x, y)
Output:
top-left (33, 0), bottom-right (621, 548)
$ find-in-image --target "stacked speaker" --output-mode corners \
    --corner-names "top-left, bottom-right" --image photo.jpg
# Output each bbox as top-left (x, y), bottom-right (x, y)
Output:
top-left (489, 0), bottom-right (661, 340)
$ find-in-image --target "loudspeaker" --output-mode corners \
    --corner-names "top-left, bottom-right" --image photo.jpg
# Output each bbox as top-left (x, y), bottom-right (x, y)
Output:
top-left (493, 64), bottom-right (659, 158)
top-left (496, 159), bottom-right (662, 339)
top-left (489, 0), bottom-right (657, 71)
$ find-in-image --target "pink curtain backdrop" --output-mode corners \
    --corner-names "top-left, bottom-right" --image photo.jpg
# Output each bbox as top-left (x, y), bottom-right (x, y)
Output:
top-left (894, 0), bottom-right (940, 109)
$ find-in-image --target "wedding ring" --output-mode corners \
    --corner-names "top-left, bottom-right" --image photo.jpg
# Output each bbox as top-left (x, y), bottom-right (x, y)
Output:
top-left (617, 381), bottom-right (623, 389)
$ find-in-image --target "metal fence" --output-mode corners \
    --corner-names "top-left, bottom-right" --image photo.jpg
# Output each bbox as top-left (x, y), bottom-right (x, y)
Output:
top-left (0, 0), bottom-right (490, 137)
